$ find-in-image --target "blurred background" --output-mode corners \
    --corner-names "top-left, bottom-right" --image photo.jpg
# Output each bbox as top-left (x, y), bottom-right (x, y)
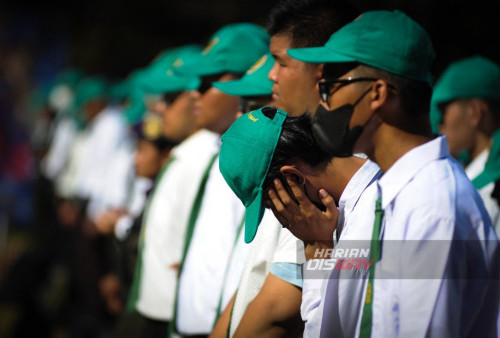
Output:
top-left (0, 0), bottom-right (499, 337)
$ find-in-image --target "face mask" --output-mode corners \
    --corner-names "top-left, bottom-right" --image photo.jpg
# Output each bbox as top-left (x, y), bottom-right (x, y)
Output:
top-left (312, 88), bottom-right (371, 157)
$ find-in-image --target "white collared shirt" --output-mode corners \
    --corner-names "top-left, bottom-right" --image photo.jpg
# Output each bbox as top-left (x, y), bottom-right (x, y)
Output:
top-left (135, 129), bottom-right (220, 321)
top-left (176, 155), bottom-right (248, 335)
top-left (301, 160), bottom-right (381, 338)
top-left (229, 210), bottom-right (305, 337)
top-left (367, 136), bottom-right (498, 337)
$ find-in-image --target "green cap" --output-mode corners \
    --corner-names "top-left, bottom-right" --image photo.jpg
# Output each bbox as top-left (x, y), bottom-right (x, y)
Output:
top-left (212, 52), bottom-right (274, 96)
top-left (472, 129), bottom-right (500, 189)
top-left (430, 56), bottom-right (500, 133)
top-left (123, 45), bottom-right (203, 123)
top-left (219, 106), bottom-right (287, 243)
top-left (288, 10), bottom-right (435, 84)
top-left (137, 45), bottom-right (203, 94)
top-left (72, 76), bottom-right (109, 112)
top-left (177, 23), bottom-right (270, 77)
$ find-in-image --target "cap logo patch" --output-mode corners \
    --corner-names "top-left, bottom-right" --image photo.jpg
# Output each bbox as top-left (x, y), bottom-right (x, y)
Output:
top-left (248, 111), bottom-right (259, 122)
top-left (172, 58), bottom-right (183, 68)
top-left (246, 55), bottom-right (268, 75)
top-left (202, 37), bottom-right (220, 55)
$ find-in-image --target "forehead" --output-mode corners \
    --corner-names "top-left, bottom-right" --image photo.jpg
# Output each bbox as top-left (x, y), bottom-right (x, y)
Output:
top-left (270, 34), bottom-right (293, 55)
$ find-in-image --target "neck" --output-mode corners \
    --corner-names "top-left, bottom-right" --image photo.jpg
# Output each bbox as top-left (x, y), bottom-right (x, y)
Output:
top-left (316, 157), bottom-right (367, 203)
top-left (471, 132), bottom-right (491, 159)
top-left (368, 122), bottom-right (431, 173)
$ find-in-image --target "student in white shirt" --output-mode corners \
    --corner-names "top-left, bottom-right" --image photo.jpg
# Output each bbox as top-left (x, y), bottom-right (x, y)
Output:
top-left (125, 46), bottom-right (222, 338)
top-left (169, 23), bottom-right (269, 337)
top-left (283, 9), bottom-right (500, 337)
top-left (219, 107), bottom-right (383, 337)
top-left (431, 56), bottom-right (500, 235)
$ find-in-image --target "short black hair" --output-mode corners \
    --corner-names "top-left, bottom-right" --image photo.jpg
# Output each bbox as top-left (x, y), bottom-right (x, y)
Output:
top-left (267, 0), bottom-right (361, 48)
top-left (261, 108), bottom-right (331, 191)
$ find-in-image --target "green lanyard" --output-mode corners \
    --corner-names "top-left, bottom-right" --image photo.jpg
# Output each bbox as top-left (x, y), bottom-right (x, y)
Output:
top-left (126, 155), bottom-right (176, 313)
top-left (168, 152), bottom-right (219, 337)
top-left (359, 196), bottom-right (384, 338)
top-left (212, 215), bottom-right (246, 329)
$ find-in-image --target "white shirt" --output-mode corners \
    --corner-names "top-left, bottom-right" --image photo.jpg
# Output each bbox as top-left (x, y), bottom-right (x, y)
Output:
top-left (301, 160), bottom-right (381, 338)
top-left (75, 106), bottom-right (130, 199)
top-left (136, 129), bottom-right (220, 321)
top-left (42, 116), bottom-right (78, 180)
top-left (86, 136), bottom-right (136, 221)
top-left (55, 130), bottom-right (90, 198)
top-left (320, 136), bottom-right (498, 337)
top-left (176, 155), bottom-right (248, 335)
top-left (466, 148), bottom-right (500, 237)
top-left (229, 210), bottom-right (306, 336)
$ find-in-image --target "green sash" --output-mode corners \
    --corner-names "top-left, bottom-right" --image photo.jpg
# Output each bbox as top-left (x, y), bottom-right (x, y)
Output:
top-left (126, 155), bottom-right (176, 313)
top-left (359, 196), bottom-right (384, 338)
top-left (168, 153), bottom-right (219, 337)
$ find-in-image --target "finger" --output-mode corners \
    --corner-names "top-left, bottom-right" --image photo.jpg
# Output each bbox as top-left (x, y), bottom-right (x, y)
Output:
top-left (319, 189), bottom-right (339, 221)
top-left (268, 188), bottom-right (288, 217)
top-left (273, 179), bottom-right (299, 211)
top-left (285, 177), bottom-right (316, 212)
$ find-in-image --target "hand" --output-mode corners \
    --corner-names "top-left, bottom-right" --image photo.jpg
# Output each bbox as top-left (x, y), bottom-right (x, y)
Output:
top-left (268, 177), bottom-right (338, 246)
top-left (95, 209), bottom-right (128, 235)
top-left (99, 273), bottom-right (122, 315)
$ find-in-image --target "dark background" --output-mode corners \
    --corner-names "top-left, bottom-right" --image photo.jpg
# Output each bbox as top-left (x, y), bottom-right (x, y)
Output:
top-left (1, 0), bottom-right (499, 84)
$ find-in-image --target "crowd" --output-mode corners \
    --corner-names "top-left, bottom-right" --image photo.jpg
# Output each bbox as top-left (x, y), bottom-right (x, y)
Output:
top-left (1, 0), bottom-right (500, 337)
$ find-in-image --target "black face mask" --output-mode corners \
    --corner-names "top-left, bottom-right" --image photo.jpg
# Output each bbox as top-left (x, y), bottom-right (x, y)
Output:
top-left (312, 88), bottom-right (371, 157)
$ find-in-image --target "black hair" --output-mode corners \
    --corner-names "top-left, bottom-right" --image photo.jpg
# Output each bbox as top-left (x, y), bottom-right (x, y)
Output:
top-left (260, 107), bottom-right (331, 191)
top-left (267, 0), bottom-right (361, 48)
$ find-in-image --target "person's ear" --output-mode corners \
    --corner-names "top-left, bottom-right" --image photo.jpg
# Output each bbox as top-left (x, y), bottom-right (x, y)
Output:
top-left (279, 165), bottom-right (306, 186)
top-left (314, 64), bottom-right (324, 82)
top-left (467, 99), bottom-right (484, 128)
top-left (369, 79), bottom-right (390, 112)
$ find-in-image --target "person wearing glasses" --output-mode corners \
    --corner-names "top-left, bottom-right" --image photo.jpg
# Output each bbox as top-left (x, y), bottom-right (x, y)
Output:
top-left (277, 10), bottom-right (499, 337)
top-left (124, 45), bottom-right (223, 338)
top-left (431, 56), bottom-right (500, 237)
top-left (168, 23), bottom-right (270, 338)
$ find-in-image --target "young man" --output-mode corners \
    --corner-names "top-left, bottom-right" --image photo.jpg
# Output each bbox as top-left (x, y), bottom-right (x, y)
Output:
top-left (219, 107), bottom-right (381, 337)
top-left (267, 0), bottom-right (360, 116)
top-left (125, 45), bottom-right (222, 338)
top-left (286, 10), bottom-right (499, 336)
top-left (431, 56), bottom-right (500, 235)
top-left (210, 52), bottom-right (308, 338)
top-left (167, 23), bottom-right (270, 337)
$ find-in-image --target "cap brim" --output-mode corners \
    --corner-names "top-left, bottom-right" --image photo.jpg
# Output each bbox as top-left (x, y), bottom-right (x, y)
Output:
top-left (244, 189), bottom-right (265, 243)
top-left (287, 47), bottom-right (357, 64)
top-left (213, 80), bottom-right (272, 97)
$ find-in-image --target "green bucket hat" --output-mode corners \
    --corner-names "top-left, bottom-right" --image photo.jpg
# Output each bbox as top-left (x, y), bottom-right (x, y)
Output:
top-left (472, 129), bottom-right (500, 190)
top-left (288, 10), bottom-right (435, 84)
top-left (430, 56), bottom-right (500, 133)
top-left (212, 52), bottom-right (274, 96)
top-left (219, 106), bottom-right (287, 243)
top-left (176, 23), bottom-right (270, 77)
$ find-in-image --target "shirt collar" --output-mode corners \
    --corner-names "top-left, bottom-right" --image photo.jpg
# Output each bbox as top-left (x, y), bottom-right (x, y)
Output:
top-left (378, 135), bottom-right (450, 209)
top-left (337, 160), bottom-right (382, 230)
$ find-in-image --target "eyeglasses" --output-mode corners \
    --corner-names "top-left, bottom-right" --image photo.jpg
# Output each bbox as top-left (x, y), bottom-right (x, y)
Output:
top-left (318, 77), bottom-right (378, 103)
top-left (238, 97), bottom-right (265, 114)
